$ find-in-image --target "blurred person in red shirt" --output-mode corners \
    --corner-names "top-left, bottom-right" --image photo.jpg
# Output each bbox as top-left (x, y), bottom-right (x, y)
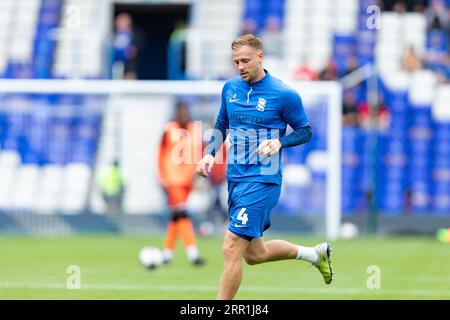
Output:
top-left (293, 58), bottom-right (319, 81)
top-left (358, 99), bottom-right (391, 132)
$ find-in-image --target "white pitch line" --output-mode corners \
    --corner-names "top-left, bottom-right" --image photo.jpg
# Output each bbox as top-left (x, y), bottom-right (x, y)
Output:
top-left (317, 274), bottom-right (450, 284)
top-left (1, 282), bottom-right (450, 298)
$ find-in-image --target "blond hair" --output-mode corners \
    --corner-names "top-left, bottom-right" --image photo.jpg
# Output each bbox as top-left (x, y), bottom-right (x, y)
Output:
top-left (231, 34), bottom-right (263, 51)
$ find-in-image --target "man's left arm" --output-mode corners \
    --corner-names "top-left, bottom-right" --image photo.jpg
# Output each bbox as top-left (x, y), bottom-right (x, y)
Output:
top-left (279, 90), bottom-right (312, 148)
top-left (258, 90), bottom-right (311, 157)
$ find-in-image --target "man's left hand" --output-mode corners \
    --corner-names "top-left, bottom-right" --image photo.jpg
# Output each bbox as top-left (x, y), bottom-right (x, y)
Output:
top-left (257, 139), bottom-right (282, 158)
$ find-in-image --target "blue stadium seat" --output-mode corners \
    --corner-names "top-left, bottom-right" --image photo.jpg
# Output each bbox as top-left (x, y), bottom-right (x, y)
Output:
top-left (385, 90), bottom-right (409, 113)
top-left (359, 0), bottom-right (379, 10)
top-left (432, 194), bottom-right (450, 214)
top-left (409, 140), bottom-right (432, 155)
top-left (308, 172), bottom-right (326, 214)
top-left (408, 108), bottom-right (433, 126)
top-left (356, 30), bottom-right (377, 46)
top-left (435, 123), bottom-right (450, 137)
top-left (426, 30), bottom-right (449, 52)
top-left (243, 0), bottom-right (264, 32)
top-left (282, 146), bottom-right (305, 164)
top-left (266, 0), bottom-right (285, 23)
top-left (333, 34), bottom-right (356, 57)
top-left (31, 0), bottom-right (62, 79)
top-left (381, 139), bottom-right (408, 154)
top-left (380, 165), bottom-right (405, 180)
top-left (378, 193), bottom-right (404, 213)
top-left (434, 156), bottom-right (450, 168)
top-left (243, 0), bottom-right (285, 33)
top-left (5, 63), bottom-right (34, 79)
top-left (277, 185), bottom-right (309, 214)
top-left (40, 0), bottom-right (63, 10)
top-left (342, 184), bottom-right (364, 214)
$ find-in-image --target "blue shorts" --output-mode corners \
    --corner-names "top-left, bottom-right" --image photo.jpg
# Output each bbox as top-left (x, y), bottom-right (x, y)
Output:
top-left (227, 181), bottom-right (281, 241)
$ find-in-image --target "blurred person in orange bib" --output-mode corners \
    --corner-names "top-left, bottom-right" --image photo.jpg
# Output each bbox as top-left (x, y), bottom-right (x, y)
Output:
top-left (157, 101), bottom-right (205, 266)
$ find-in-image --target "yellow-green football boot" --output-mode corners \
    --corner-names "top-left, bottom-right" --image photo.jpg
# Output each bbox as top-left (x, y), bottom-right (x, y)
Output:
top-left (313, 242), bottom-right (334, 284)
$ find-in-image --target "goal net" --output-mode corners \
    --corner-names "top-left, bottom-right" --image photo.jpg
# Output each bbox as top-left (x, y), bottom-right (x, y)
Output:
top-left (0, 79), bottom-right (342, 239)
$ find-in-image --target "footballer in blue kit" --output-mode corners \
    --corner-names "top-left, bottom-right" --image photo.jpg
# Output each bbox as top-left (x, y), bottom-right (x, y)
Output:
top-left (196, 34), bottom-right (334, 300)
top-left (218, 68), bottom-right (311, 240)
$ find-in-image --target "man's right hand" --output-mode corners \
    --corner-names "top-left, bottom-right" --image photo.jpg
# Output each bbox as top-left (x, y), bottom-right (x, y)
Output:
top-left (196, 154), bottom-right (215, 178)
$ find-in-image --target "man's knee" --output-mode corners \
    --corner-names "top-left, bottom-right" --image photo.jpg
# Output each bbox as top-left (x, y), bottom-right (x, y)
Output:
top-left (221, 241), bottom-right (233, 259)
top-left (244, 251), bottom-right (265, 266)
top-left (222, 238), bottom-right (238, 259)
top-left (222, 232), bottom-right (247, 262)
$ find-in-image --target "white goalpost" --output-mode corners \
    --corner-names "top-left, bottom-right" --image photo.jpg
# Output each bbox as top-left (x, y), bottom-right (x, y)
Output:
top-left (0, 79), bottom-right (342, 239)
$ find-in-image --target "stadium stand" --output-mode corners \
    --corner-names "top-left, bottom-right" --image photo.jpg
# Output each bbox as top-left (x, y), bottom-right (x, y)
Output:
top-left (0, 0), bottom-right (109, 216)
top-left (53, 0), bottom-right (108, 79)
top-left (0, 0), bottom-right (449, 223)
top-left (186, 0), bottom-right (243, 79)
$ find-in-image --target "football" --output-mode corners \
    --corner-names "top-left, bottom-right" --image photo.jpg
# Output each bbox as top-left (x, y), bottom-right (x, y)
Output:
top-left (340, 222), bottom-right (359, 239)
top-left (138, 246), bottom-right (163, 269)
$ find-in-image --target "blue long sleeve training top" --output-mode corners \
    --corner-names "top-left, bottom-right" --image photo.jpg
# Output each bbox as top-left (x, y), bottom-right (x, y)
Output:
top-left (205, 69), bottom-right (312, 185)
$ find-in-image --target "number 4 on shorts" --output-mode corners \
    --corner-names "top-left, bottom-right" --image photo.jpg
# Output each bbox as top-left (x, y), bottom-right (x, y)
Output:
top-left (237, 208), bottom-right (248, 225)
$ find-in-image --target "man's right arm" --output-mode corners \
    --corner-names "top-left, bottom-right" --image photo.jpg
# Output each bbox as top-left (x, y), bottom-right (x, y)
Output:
top-left (197, 84), bottom-right (229, 177)
top-left (204, 84), bottom-right (229, 156)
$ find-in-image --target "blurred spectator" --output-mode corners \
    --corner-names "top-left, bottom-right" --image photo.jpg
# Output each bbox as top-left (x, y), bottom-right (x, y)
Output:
top-left (379, 0), bottom-right (450, 12)
top-left (358, 99), bottom-right (391, 132)
top-left (425, 0), bottom-right (449, 30)
top-left (381, 0), bottom-right (426, 12)
top-left (424, 29), bottom-right (449, 81)
top-left (393, 0), bottom-right (408, 13)
top-left (423, 0), bottom-right (450, 82)
top-left (240, 18), bottom-right (258, 36)
top-left (112, 13), bottom-right (138, 79)
top-left (319, 58), bottom-right (338, 81)
top-left (260, 17), bottom-right (283, 58)
top-left (413, 1), bottom-right (427, 13)
top-left (342, 90), bottom-right (360, 126)
top-left (343, 56), bottom-right (359, 77)
top-left (402, 46), bottom-right (423, 72)
top-left (434, 53), bottom-right (450, 82)
top-left (97, 159), bottom-right (125, 216)
top-left (293, 58), bottom-right (319, 81)
top-left (168, 20), bottom-right (188, 80)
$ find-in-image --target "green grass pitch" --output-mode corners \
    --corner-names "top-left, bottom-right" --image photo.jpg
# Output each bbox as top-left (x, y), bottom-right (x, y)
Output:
top-left (0, 234), bottom-right (449, 299)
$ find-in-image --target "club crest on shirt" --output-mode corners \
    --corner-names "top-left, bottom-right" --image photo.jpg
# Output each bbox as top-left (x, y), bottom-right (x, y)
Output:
top-left (256, 98), bottom-right (266, 112)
